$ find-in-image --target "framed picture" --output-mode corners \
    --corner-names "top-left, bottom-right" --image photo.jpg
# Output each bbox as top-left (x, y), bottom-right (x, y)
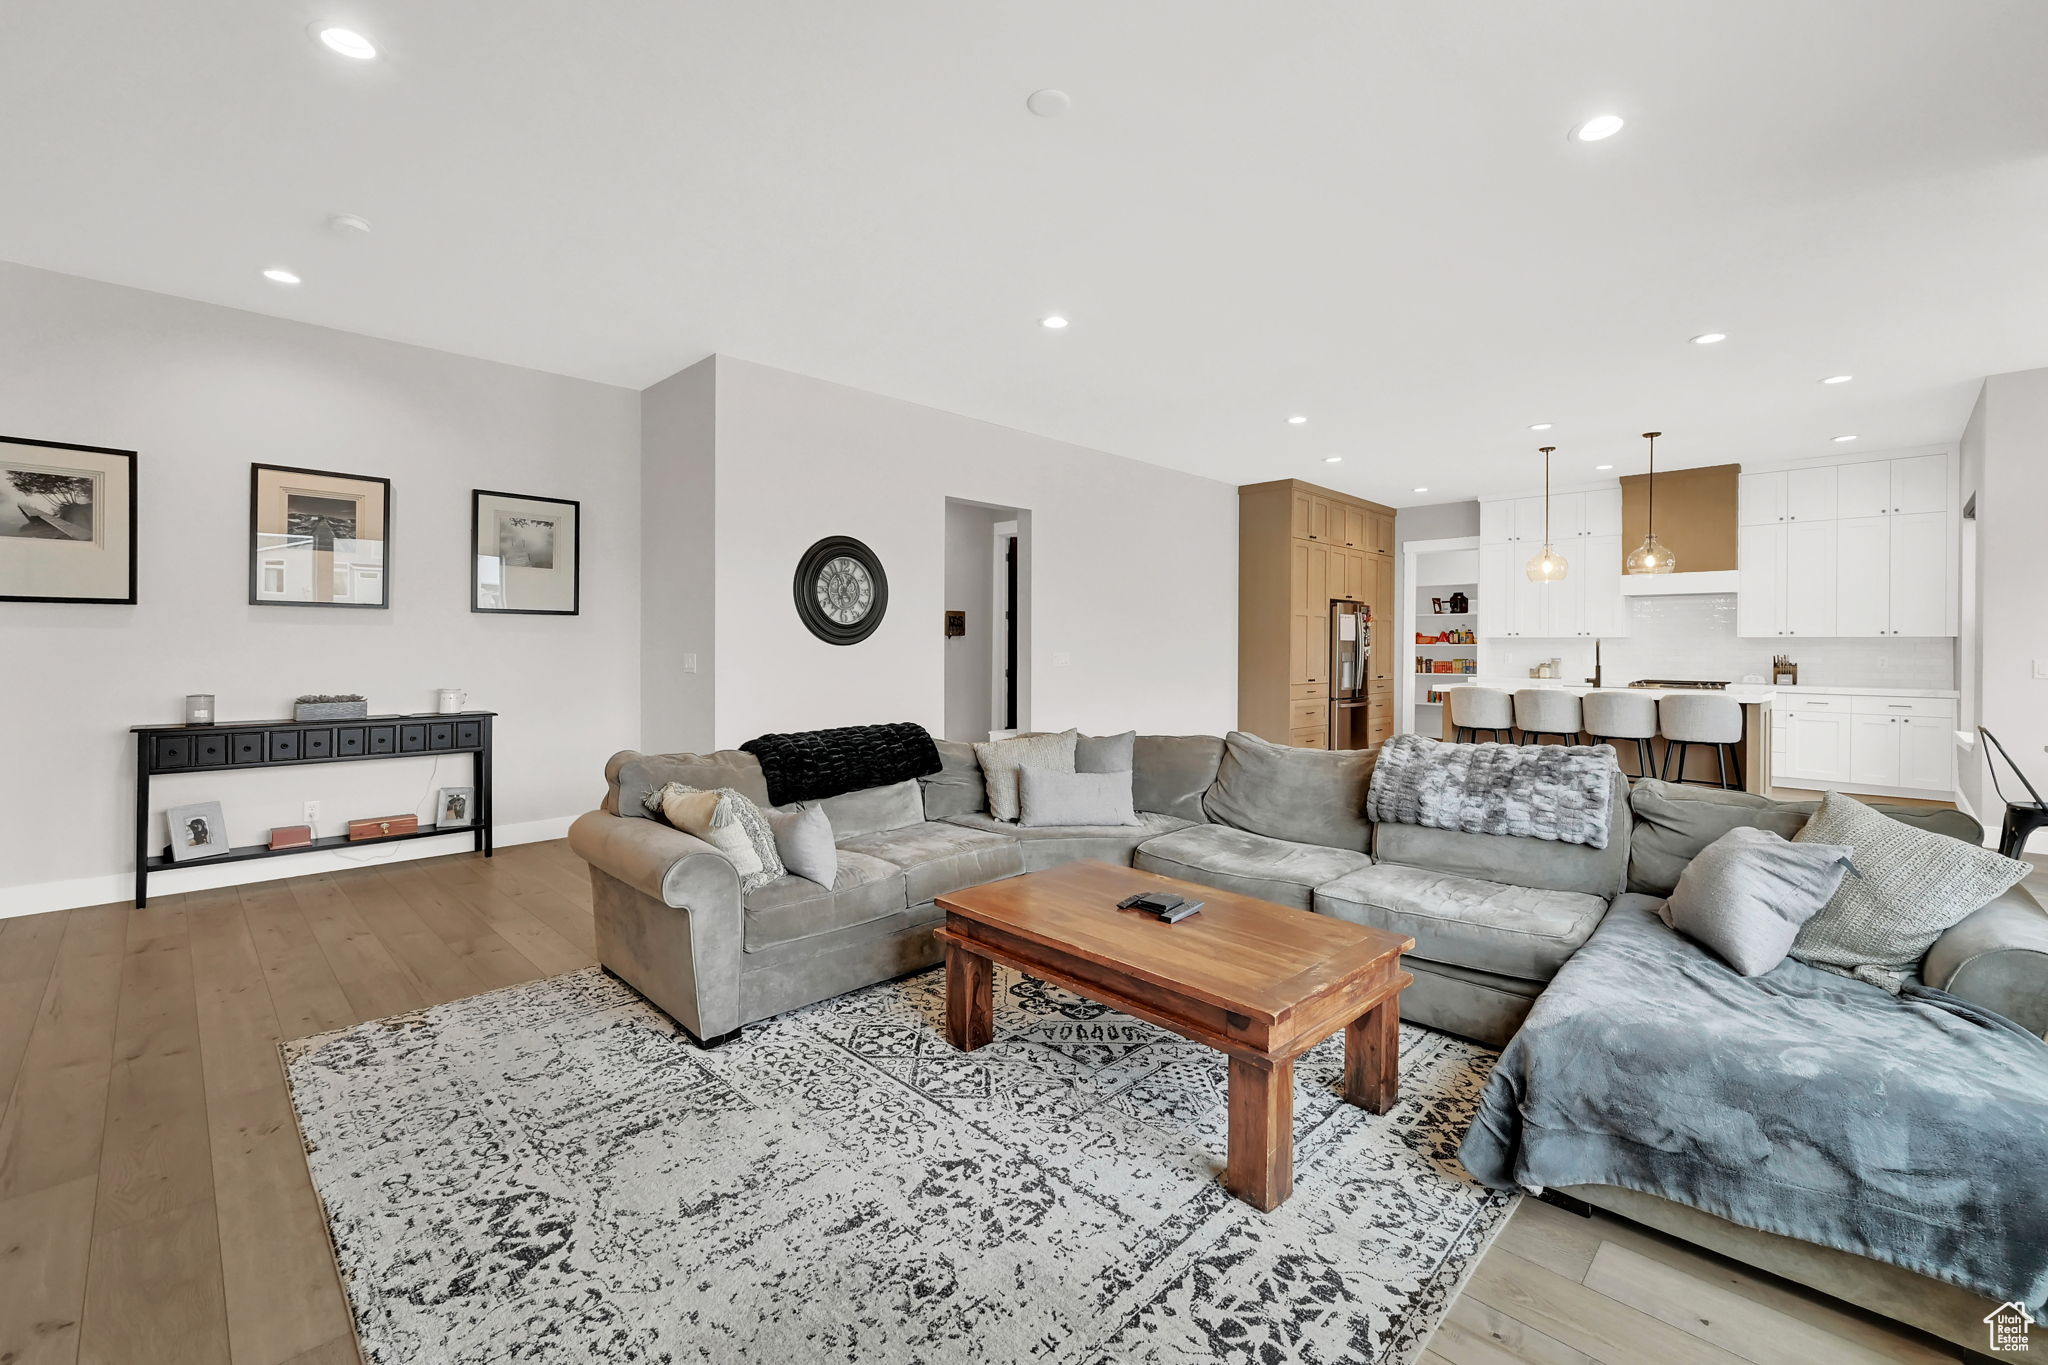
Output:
top-left (472, 490), bottom-right (579, 615)
top-left (250, 464), bottom-right (390, 608)
top-left (1431, 597), bottom-right (1445, 614)
top-left (0, 435), bottom-right (137, 604)
top-left (166, 801), bottom-right (230, 862)
top-left (435, 786), bottom-right (476, 828)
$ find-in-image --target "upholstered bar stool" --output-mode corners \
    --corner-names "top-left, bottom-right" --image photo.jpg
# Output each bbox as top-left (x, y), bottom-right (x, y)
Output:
top-left (1582, 689), bottom-right (1658, 778)
top-left (1513, 689), bottom-right (1584, 746)
top-left (1659, 692), bottom-right (1744, 789)
top-left (1446, 686), bottom-right (1515, 743)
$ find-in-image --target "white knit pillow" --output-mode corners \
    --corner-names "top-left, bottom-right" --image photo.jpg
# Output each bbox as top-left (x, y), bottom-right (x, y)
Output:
top-left (972, 729), bottom-right (1077, 822)
top-left (643, 783), bottom-right (785, 892)
top-left (1790, 790), bottom-right (2031, 991)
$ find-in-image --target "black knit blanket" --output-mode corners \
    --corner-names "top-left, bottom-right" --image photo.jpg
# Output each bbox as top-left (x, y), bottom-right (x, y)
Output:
top-left (740, 722), bottom-right (942, 807)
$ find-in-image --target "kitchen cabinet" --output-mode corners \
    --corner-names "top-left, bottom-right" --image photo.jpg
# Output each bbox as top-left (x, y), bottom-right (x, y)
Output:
top-left (1784, 711), bottom-right (1853, 783)
top-left (1579, 536), bottom-right (1627, 637)
top-left (1850, 714), bottom-right (1901, 788)
top-left (1771, 692), bottom-right (1956, 795)
top-left (1741, 467), bottom-right (1839, 526)
top-left (1837, 453), bottom-right (1947, 519)
top-left (1736, 525), bottom-right (1786, 637)
top-left (1290, 489), bottom-right (1313, 540)
top-left (1477, 493), bottom-right (1629, 638)
top-left (1584, 488), bottom-right (1623, 537)
top-left (1898, 715), bottom-right (1952, 790)
top-left (1783, 520), bottom-right (1837, 636)
top-left (1833, 517), bottom-right (1890, 635)
top-left (1888, 512), bottom-right (1949, 635)
top-left (1340, 504), bottom-right (1369, 550)
top-left (1740, 472), bottom-right (1786, 526)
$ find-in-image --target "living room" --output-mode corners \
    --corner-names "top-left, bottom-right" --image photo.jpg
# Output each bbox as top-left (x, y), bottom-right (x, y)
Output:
top-left (3, 5), bottom-right (2046, 1364)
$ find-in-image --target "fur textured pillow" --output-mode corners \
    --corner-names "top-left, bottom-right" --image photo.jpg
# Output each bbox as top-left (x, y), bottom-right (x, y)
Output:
top-left (643, 783), bottom-right (785, 892)
top-left (1791, 790), bottom-right (2031, 991)
top-left (973, 729), bottom-right (1077, 822)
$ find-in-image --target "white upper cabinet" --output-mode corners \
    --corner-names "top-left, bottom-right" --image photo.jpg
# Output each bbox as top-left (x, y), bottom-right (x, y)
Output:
top-left (1479, 499), bottom-right (1515, 544)
top-left (1580, 536), bottom-right (1627, 636)
top-left (1512, 496), bottom-right (1548, 545)
top-left (1583, 488), bottom-right (1622, 538)
top-left (1545, 493), bottom-right (1586, 543)
top-left (1735, 451), bottom-right (1955, 638)
top-left (1477, 491), bottom-right (1627, 638)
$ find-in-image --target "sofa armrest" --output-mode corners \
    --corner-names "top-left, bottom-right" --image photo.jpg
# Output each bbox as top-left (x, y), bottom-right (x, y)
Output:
top-left (568, 809), bottom-right (740, 910)
top-left (1923, 885), bottom-right (2048, 1037)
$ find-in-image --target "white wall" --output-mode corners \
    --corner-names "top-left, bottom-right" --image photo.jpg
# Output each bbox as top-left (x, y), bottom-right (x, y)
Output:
top-left (640, 356), bottom-right (716, 753)
top-left (0, 263), bottom-right (641, 914)
top-left (707, 358), bottom-right (1237, 746)
top-left (941, 499), bottom-right (1006, 742)
top-left (1396, 499), bottom-right (1480, 548)
top-left (1971, 366), bottom-right (2048, 850)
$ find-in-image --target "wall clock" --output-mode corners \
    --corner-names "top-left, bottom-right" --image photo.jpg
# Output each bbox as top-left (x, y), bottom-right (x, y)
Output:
top-left (793, 535), bottom-right (888, 644)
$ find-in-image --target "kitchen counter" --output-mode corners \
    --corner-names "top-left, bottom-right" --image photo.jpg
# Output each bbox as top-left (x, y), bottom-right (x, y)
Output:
top-left (1451, 678), bottom-right (1959, 701)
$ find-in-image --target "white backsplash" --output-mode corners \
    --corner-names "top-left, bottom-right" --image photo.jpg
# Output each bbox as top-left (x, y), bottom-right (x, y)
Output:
top-left (1480, 595), bottom-right (1956, 690)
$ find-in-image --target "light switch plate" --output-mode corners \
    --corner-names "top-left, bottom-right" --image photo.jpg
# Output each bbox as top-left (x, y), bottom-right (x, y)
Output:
top-left (683, 653), bottom-right (699, 673)
top-left (2034, 658), bottom-right (2048, 679)
top-left (1052, 651), bottom-right (1072, 667)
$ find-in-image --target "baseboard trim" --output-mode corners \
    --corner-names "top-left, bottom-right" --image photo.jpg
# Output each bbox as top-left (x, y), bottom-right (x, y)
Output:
top-left (0, 815), bottom-right (576, 921)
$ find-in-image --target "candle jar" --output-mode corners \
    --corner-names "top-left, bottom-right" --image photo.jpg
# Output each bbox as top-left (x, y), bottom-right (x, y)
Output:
top-left (185, 694), bottom-right (216, 726)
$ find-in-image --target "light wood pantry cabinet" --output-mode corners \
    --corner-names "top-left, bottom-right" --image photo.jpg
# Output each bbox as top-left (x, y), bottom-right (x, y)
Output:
top-left (1241, 479), bottom-right (1396, 749)
top-left (1736, 451), bottom-right (1956, 638)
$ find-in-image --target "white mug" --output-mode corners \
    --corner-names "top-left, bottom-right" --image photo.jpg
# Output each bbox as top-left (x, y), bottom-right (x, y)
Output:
top-left (436, 688), bottom-right (467, 714)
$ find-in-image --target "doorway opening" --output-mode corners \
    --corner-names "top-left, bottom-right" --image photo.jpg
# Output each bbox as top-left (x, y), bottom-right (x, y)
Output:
top-left (942, 499), bottom-right (1030, 742)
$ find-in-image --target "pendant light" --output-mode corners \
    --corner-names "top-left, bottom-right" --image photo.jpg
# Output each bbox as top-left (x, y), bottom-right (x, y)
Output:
top-left (1525, 446), bottom-right (1569, 582)
top-left (1625, 430), bottom-right (1678, 574)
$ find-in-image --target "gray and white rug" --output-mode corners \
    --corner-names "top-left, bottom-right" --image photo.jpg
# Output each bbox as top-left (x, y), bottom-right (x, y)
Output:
top-left (284, 965), bottom-right (1516, 1365)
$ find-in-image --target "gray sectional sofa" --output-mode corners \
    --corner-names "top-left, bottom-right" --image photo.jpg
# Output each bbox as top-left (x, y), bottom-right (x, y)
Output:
top-left (567, 728), bottom-right (2048, 1354)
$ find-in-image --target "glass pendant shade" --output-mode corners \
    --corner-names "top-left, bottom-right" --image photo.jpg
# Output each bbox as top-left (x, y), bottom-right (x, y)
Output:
top-left (1525, 445), bottom-right (1569, 581)
top-left (1626, 430), bottom-right (1678, 575)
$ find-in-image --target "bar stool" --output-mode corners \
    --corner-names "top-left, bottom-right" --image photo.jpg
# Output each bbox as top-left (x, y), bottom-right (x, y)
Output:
top-left (1659, 693), bottom-right (1743, 789)
top-left (1446, 686), bottom-right (1515, 743)
top-left (1513, 689), bottom-right (1584, 746)
top-left (1582, 690), bottom-right (1658, 778)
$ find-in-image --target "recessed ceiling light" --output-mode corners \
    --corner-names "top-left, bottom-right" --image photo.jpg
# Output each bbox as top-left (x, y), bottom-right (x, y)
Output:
top-left (1025, 89), bottom-right (1072, 118)
top-left (329, 213), bottom-right (371, 235)
top-left (1039, 315), bottom-right (1068, 329)
top-left (315, 26), bottom-right (377, 59)
top-left (1821, 374), bottom-right (1853, 385)
top-left (1412, 487), bottom-right (1429, 493)
top-left (1529, 423), bottom-right (1553, 431)
top-left (1286, 415), bottom-right (1308, 425)
top-left (1323, 455), bottom-right (1343, 464)
top-left (1690, 332), bottom-right (1727, 345)
top-left (1572, 114), bottom-right (1625, 142)
top-left (1832, 434), bottom-right (1858, 443)
top-left (262, 268), bottom-right (302, 285)
top-left (1595, 464), bottom-right (1614, 471)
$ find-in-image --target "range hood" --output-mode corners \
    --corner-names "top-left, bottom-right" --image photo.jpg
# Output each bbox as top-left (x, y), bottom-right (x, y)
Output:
top-left (1618, 462), bottom-right (1739, 597)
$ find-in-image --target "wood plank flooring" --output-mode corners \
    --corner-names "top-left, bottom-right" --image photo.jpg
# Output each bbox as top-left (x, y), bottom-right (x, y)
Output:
top-left (0, 841), bottom-right (2006, 1364)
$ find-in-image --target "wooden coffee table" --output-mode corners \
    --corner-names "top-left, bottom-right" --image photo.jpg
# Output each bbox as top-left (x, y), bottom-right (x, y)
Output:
top-left (933, 859), bottom-right (1413, 1211)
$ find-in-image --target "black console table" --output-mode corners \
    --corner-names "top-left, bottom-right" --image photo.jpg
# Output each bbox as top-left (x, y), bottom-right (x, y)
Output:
top-left (131, 711), bottom-right (496, 907)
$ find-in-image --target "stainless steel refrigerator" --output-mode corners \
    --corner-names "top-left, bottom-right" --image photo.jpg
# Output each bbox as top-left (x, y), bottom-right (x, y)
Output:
top-left (1328, 599), bottom-right (1374, 750)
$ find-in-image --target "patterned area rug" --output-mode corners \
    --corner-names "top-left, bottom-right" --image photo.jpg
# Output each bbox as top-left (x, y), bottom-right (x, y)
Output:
top-left (283, 965), bottom-right (1516, 1364)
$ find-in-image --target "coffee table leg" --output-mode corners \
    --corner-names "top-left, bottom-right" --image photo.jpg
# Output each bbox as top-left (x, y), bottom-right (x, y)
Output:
top-left (945, 941), bottom-right (994, 1052)
top-left (1225, 1055), bottom-right (1293, 1211)
top-left (1343, 996), bottom-right (1400, 1114)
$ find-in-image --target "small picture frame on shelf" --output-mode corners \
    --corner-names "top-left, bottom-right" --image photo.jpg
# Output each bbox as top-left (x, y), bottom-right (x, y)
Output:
top-left (436, 786), bottom-right (476, 828)
top-left (1431, 597), bottom-right (1445, 613)
top-left (165, 801), bottom-right (230, 862)
top-left (472, 490), bottom-right (579, 615)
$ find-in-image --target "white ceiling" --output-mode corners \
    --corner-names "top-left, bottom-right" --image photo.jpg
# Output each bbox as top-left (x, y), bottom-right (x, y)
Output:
top-left (5, 0), bottom-right (2047, 505)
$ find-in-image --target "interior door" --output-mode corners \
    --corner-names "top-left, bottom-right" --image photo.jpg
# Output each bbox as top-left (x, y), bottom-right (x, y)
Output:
top-left (1782, 520), bottom-right (1838, 636)
top-left (1736, 523), bottom-right (1786, 637)
top-left (1849, 715), bottom-right (1902, 787)
top-left (1887, 512), bottom-right (1949, 634)
top-left (1898, 716), bottom-right (1952, 790)
top-left (1834, 517), bottom-right (1890, 636)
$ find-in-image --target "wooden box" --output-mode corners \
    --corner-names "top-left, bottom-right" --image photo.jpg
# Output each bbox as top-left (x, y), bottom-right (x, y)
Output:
top-left (268, 824), bottom-right (313, 850)
top-left (347, 813), bottom-right (419, 842)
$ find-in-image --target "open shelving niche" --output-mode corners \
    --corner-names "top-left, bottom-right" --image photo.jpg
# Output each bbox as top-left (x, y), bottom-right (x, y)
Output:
top-left (1408, 549), bottom-right (1480, 736)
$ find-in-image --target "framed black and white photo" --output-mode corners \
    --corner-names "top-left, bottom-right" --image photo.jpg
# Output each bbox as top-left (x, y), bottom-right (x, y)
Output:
top-left (0, 435), bottom-right (137, 604)
top-left (250, 464), bottom-right (390, 608)
top-left (165, 800), bottom-right (230, 862)
top-left (472, 490), bottom-right (579, 615)
top-left (436, 786), bottom-right (476, 828)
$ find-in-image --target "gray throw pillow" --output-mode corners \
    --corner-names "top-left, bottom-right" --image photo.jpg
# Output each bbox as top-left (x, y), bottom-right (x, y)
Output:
top-left (1017, 768), bottom-right (1139, 827)
top-left (765, 805), bottom-right (837, 886)
top-left (973, 729), bottom-right (1078, 822)
top-left (1075, 730), bottom-right (1136, 773)
top-left (1791, 790), bottom-right (2032, 991)
top-left (1657, 826), bottom-right (1854, 976)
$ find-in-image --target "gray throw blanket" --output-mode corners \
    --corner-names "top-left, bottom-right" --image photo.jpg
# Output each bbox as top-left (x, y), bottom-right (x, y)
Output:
top-left (1460, 899), bottom-right (2048, 1309)
top-left (1366, 733), bottom-right (1616, 849)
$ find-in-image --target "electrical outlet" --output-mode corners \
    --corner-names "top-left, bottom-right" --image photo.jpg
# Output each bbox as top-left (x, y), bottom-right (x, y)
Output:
top-left (2034, 658), bottom-right (2048, 680)
top-left (303, 801), bottom-right (320, 827)
top-left (683, 652), bottom-right (699, 674)
top-left (1052, 651), bottom-right (1072, 667)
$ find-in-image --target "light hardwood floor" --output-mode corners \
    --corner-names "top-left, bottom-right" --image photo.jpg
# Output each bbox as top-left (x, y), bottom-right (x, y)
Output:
top-left (0, 841), bottom-right (1991, 1365)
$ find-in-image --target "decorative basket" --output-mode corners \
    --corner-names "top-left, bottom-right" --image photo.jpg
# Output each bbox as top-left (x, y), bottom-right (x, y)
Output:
top-left (295, 700), bottom-right (369, 721)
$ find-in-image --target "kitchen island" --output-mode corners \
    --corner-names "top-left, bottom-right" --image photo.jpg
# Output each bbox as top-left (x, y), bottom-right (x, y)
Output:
top-left (1434, 678), bottom-right (1775, 792)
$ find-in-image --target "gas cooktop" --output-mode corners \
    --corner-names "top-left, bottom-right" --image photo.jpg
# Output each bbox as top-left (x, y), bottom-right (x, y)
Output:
top-left (1627, 679), bottom-right (1730, 690)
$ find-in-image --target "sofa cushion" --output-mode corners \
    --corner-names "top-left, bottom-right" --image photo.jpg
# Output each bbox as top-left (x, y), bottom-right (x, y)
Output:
top-left (944, 811), bottom-right (1194, 872)
top-left (836, 821), bottom-right (1025, 904)
top-left (919, 739), bottom-right (987, 819)
top-left (1019, 768), bottom-right (1138, 827)
top-left (1132, 735), bottom-right (1224, 822)
top-left (1133, 823), bottom-right (1370, 910)
top-left (1374, 769), bottom-right (1631, 899)
top-left (1202, 731), bottom-right (1375, 852)
top-left (742, 849), bottom-right (908, 952)
top-left (1626, 779), bottom-right (1983, 897)
top-left (1313, 863), bottom-right (1609, 982)
top-left (606, 747), bottom-right (771, 817)
top-left (813, 779), bottom-right (925, 841)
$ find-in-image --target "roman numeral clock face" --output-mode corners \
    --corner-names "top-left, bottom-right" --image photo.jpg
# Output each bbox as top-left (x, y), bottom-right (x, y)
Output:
top-left (793, 536), bottom-right (889, 644)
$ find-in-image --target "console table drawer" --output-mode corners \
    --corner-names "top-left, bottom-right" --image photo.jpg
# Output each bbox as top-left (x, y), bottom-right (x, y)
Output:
top-left (301, 728), bottom-right (334, 759)
top-left (429, 722), bottom-right (454, 750)
top-left (368, 725), bottom-right (397, 754)
top-left (231, 732), bottom-right (266, 764)
top-left (336, 727), bottom-right (366, 756)
top-left (193, 733), bottom-right (230, 766)
top-left (399, 723), bottom-right (429, 753)
top-left (267, 730), bottom-right (301, 761)
top-left (455, 719), bottom-right (482, 748)
top-left (154, 735), bottom-right (193, 770)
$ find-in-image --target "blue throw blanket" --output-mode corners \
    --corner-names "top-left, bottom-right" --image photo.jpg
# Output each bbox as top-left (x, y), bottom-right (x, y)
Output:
top-left (1459, 898), bottom-right (2048, 1309)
